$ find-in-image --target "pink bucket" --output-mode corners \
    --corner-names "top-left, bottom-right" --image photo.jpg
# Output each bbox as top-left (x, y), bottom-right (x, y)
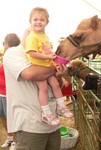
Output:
top-left (54, 55), bottom-right (70, 65)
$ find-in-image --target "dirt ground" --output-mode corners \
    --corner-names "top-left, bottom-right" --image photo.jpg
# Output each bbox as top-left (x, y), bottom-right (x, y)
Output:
top-left (0, 119), bottom-right (9, 150)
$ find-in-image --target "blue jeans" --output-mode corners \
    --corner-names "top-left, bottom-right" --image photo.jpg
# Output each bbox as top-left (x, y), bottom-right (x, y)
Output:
top-left (0, 96), bottom-right (7, 117)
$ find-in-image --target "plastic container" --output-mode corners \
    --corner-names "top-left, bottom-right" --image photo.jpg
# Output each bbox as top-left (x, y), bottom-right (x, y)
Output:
top-left (60, 126), bottom-right (69, 135)
top-left (54, 55), bottom-right (70, 65)
top-left (61, 84), bottom-right (72, 96)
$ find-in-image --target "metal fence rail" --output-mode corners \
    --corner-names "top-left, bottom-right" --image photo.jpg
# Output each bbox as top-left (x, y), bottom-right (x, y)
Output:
top-left (74, 78), bottom-right (101, 150)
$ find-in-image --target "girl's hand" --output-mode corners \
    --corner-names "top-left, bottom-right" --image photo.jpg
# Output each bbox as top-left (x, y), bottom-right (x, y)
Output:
top-left (47, 54), bottom-right (56, 60)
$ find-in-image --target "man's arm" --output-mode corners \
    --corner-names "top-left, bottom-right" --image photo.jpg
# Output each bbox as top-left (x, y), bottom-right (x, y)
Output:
top-left (21, 65), bottom-right (56, 81)
top-left (21, 64), bottom-right (67, 85)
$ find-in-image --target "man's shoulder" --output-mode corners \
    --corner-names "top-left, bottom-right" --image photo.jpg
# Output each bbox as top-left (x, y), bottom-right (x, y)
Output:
top-left (5, 45), bottom-right (25, 55)
top-left (3, 45), bottom-right (26, 65)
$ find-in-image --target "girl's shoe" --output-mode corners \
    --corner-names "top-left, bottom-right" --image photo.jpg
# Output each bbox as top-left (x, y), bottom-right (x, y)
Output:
top-left (42, 113), bottom-right (61, 126)
top-left (57, 106), bottom-right (73, 118)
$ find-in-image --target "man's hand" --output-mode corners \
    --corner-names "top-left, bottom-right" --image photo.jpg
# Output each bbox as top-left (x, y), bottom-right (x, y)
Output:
top-left (55, 64), bottom-right (67, 77)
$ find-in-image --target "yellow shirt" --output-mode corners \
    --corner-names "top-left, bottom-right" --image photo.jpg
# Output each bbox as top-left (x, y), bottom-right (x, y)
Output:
top-left (26, 31), bottom-right (54, 67)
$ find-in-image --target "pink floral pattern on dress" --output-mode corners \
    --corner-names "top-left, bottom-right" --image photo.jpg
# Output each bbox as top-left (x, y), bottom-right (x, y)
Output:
top-left (42, 43), bottom-right (53, 54)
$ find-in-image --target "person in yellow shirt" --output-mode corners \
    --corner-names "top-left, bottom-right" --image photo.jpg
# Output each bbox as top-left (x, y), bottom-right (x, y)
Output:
top-left (26, 7), bottom-right (73, 126)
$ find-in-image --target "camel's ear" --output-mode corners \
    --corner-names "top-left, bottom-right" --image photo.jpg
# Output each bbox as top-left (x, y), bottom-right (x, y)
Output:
top-left (90, 15), bottom-right (99, 30)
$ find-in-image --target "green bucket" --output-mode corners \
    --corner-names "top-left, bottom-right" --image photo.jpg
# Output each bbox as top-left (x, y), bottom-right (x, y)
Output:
top-left (60, 126), bottom-right (69, 135)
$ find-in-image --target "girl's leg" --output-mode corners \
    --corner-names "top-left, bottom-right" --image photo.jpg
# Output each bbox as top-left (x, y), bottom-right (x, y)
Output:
top-left (48, 76), bottom-right (63, 99)
top-left (36, 80), bottom-right (60, 126)
top-left (48, 76), bottom-right (73, 118)
top-left (36, 80), bottom-right (48, 106)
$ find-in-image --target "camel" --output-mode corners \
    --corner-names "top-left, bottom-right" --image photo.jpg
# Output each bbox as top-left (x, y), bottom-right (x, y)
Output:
top-left (55, 16), bottom-right (101, 145)
top-left (56, 16), bottom-right (101, 98)
top-left (56, 15), bottom-right (101, 60)
top-left (55, 15), bottom-right (101, 79)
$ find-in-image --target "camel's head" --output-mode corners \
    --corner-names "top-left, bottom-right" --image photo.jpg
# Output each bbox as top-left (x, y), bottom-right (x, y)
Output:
top-left (56, 15), bottom-right (101, 60)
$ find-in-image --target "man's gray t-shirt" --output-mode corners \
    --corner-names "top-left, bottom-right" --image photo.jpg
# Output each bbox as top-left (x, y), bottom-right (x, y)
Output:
top-left (3, 45), bottom-right (59, 133)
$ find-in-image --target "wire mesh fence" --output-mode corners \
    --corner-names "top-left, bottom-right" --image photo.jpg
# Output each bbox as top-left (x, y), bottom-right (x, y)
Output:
top-left (73, 78), bottom-right (101, 150)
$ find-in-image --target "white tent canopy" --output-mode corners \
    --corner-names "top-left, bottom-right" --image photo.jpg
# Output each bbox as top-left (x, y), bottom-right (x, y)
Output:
top-left (0, 0), bottom-right (101, 49)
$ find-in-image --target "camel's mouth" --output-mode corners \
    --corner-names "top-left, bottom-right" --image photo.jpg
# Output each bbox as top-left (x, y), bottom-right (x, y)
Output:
top-left (55, 47), bottom-right (61, 55)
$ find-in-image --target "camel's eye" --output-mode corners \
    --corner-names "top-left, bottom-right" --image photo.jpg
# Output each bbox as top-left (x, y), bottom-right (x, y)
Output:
top-left (73, 33), bottom-right (84, 44)
top-left (75, 34), bottom-right (82, 40)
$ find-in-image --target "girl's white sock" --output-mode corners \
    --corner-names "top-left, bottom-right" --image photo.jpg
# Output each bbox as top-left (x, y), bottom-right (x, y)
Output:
top-left (56, 97), bottom-right (66, 107)
top-left (41, 105), bottom-right (51, 115)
